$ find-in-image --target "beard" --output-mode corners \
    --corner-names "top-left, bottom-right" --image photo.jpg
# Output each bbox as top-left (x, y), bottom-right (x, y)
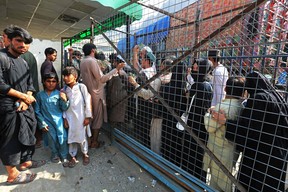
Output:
top-left (10, 44), bottom-right (26, 55)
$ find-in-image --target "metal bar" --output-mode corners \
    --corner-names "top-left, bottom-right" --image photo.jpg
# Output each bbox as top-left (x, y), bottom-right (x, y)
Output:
top-left (90, 18), bottom-right (135, 36)
top-left (113, 129), bottom-right (216, 192)
top-left (240, 46), bottom-right (244, 75)
top-left (134, 3), bottom-right (250, 39)
top-left (261, 43), bottom-right (268, 74)
top-left (134, 1), bottom-right (188, 23)
top-left (60, 37), bottom-right (64, 87)
top-left (193, 2), bottom-right (201, 58)
top-left (26, 0), bottom-right (42, 29)
top-left (90, 20), bottom-right (94, 43)
top-left (126, 15), bottom-right (131, 60)
top-left (112, 27), bottom-right (135, 36)
top-left (272, 43), bottom-right (281, 86)
top-left (114, 0), bottom-right (139, 12)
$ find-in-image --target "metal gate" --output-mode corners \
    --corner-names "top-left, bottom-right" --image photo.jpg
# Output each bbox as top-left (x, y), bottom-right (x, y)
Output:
top-left (64, 0), bottom-right (288, 191)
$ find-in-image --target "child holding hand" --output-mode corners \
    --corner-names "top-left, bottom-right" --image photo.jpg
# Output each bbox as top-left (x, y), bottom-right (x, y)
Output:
top-left (62, 67), bottom-right (92, 167)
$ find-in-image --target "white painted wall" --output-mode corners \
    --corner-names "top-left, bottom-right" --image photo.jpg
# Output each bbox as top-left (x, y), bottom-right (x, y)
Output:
top-left (28, 39), bottom-right (61, 90)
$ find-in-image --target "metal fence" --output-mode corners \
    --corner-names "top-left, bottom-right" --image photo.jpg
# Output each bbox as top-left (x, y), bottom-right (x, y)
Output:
top-left (65, 0), bottom-right (288, 191)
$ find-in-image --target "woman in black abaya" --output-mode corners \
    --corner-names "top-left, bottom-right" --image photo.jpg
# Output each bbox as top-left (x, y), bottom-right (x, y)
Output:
top-left (213, 71), bottom-right (288, 192)
top-left (160, 60), bottom-right (187, 166)
top-left (183, 58), bottom-right (213, 181)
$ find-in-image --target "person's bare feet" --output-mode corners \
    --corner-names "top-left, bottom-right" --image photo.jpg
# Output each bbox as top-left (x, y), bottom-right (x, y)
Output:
top-left (6, 173), bottom-right (37, 185)
top-left (7, 172), bottom-right (20, 183)
top-left (19, 160), bottom-right (46, 171)
top-left (19, 160), bottom-right (32, 171)
top-left (6, 166), bottom-right (20, 183)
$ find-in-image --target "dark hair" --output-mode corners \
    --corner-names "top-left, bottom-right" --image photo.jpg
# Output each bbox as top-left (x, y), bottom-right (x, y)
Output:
top-left (44, 47), bottom-right (57, 57)
top-left (72, 50), bottom-right (82, 57)
top-left (3, 25), bottom-right (15, 35)
top-left (109, 53), bottom-right (124, 64)
top-left (62, 66), bottom-right (78, 79)
top-left (143, 50), bottom-right (151, 63)
top-left (43, 72), bottom-right (58, 82)
top-left (5, 25), bottom-right (33, 44)
top-left (208, 49), bottom-right (221, 62)
top-left (95, 51), bottom-right (105, 61)
top-left (109, 53), bottom-right (117, 63)
top-left (226, 76), bottom-right (245, 97)
top-left (208, 56), bottom-right (220, 63)
top-left (161, 59), bottom-right (173, 72)
top-left (82, 43), bottom-right (96, 56)
top-left (280, 63), bottom-right (287, 68)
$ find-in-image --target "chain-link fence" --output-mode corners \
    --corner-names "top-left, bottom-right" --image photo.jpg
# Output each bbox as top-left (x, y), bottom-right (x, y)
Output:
top-left (64, 0), bottom-right (288, 191)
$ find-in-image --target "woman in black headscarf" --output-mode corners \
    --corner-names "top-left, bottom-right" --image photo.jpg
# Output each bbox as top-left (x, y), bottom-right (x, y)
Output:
top-left (212, 71), bottom-right (288, 192)
top-left (181, 58), bottom-right (213, 181)
top-left (160, 59), bottom-right (188, 166)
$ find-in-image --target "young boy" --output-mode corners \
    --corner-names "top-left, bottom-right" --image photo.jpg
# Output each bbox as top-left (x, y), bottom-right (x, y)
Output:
top-left (203, 76), bottom-right (245, 192)
top-left (62, 66), bottom-right (92, 167)
top-left (34, 73), bottom-right (70, 166)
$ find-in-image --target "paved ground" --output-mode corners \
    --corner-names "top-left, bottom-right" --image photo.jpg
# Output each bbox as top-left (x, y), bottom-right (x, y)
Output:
top-left (0, 132), bottom-right (171, 192)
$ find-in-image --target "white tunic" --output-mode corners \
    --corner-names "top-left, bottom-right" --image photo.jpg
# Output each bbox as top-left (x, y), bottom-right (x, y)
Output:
top-left (211, 63), bottom-right (229, 107)
top-left (63, 83), bottom-right (92, 144)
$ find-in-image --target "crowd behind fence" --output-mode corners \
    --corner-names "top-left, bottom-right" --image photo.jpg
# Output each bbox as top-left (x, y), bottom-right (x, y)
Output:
top-left (64, 0), bottom-right (288, 191)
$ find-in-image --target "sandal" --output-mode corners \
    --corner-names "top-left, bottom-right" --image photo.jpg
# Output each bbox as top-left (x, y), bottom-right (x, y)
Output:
top-left (68, 157), bottom-right (77, 168)
top-left (82, 154), bottom-right (90, 166)
top-left (6, 173), bottom-right (37, 185)
top-left (51, 156), bottom-right (60, 163)
top-left (19, 160), bottom-right (46, 171)
top-left (62, 159), bottom-right (69, 167)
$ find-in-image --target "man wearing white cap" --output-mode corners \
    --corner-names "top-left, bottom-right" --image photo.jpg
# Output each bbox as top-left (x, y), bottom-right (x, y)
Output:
top-left (129, 45), bottom-right (161, 148)
top-left (208, 49), bottom-right (228, 107)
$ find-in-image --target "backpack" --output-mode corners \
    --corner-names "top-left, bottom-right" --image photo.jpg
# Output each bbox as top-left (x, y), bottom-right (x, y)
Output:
top-left (63, 83), bottom-right (87, 106)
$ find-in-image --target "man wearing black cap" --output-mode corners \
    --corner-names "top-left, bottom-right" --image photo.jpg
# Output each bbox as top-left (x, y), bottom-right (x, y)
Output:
top-left (208, 49), bottom-right (228, 107)
top-left (0, 25), bottom-right (43, 184)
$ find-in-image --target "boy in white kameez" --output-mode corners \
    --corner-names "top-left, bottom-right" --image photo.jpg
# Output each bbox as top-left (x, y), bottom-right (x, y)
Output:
top-left (62, 67), bottom-right (92, 168)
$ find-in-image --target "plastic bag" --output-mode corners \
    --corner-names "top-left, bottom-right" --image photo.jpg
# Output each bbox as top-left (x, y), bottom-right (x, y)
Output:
top-left (176, 113), bottom-right (188, 131)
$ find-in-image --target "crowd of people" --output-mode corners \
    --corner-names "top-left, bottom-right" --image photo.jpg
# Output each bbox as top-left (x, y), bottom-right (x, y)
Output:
top-left (124, 46), bottom-right (288, 192)
top-left (1, 24), bottom-right (288, 192)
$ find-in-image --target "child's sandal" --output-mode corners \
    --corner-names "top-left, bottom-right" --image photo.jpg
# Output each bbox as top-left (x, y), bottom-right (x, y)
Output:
top-left (68, 157), bottom-right (77, 168)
